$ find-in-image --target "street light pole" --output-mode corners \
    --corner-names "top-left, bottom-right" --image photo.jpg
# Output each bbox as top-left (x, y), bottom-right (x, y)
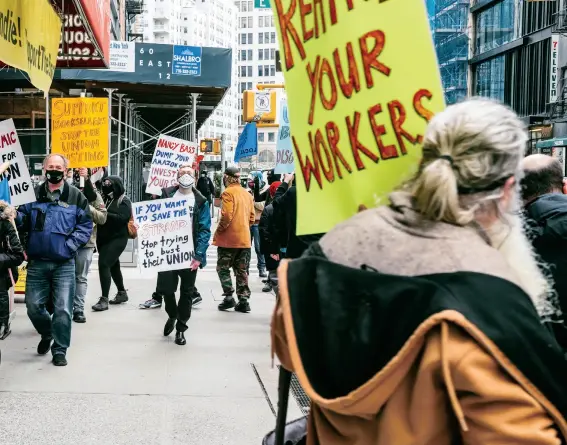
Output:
top-left (104, 88), bottom-right (117, 175)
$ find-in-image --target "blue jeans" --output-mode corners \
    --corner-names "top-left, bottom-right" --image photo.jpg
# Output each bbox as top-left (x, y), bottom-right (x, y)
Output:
top-left (74, 247), bottom-right (94, 313)
top-left (26, 258), bottom-right (75, 356)
top-left (250, 224), bottom-right (266, 271)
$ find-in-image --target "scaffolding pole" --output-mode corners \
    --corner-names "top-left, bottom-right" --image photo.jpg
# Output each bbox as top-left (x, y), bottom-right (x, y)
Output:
top-left (45, 92), bottom-right (50, 154)
top-left (104, 89), bottom-right (117, 175)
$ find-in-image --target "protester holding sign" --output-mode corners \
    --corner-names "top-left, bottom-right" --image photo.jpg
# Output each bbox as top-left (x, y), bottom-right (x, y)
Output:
top-left (17, 154), bottom-right (93, 367)
top-left (0, 201), bottom-right (25, 340)
top-left (92, 176), bottom-right (131, 312)
top-left (71, 168), bottom-right (107, 324)
top-left (214, 167), bottom-right (255, 313)
top-left (153, 164), bottom-right (211, 346)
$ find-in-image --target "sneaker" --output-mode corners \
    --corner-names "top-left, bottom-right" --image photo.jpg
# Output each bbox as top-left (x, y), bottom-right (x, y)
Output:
top-left (218, 296), bottom-right (236, 311)
top-left (52, 354), bottom-right (68, 367)
top-left (0, 322), bottom-right (11, 340)
top-left (164, 317), bottom-right (176, 337)
top-left (92, 297), bottom-right (109, 312)
top-left (192, 295), bottom-right (203, 306)
top-left (235, 300), bottom-right (251, 313)
top-left (139, 298), bottom-right (162, 309)
top-left (259, 270), bottom-right (267, 278)
top-left (262, 283), bottom-right (272, 293)
top-left (37, 336), bottom-right (53, 355)
top-left (73, 312), bottom-right (86, 323)
top-left (109, 291), bottom-right (128, 305)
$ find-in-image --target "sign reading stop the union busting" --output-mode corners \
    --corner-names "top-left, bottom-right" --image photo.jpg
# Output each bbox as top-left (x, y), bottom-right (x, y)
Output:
top-left (146, 135), bottom-right (197, 196)
top-left (271, 0), bottom-right (445, 235)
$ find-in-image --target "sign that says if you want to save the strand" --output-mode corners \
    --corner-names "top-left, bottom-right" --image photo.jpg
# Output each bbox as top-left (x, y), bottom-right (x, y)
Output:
top-left (271, 0), bottom-right (445, 235)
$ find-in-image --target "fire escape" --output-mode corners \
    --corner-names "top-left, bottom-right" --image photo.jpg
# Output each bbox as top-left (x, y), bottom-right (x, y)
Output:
top-left (126, 0), bottom-right (145, 42)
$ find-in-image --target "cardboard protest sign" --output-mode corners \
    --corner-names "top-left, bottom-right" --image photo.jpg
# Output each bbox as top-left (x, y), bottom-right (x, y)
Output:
top-left (51, 98), bottom-right (109, 168)
top-left (146, 135), bottom-right (197, 195)
top-left (133, 196), bottom-right (195, 272)
top-left (271, 0), bottom-right (445, 234)
top-left (0, 119), bottom-right (36, 206)
top-left (275, 99), bottom-right (294, 174)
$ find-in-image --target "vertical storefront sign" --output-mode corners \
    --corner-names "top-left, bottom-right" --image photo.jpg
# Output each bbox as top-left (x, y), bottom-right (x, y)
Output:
top-left (550, 34), bottom-right (559, 103)
top-left (275, 99), bottom-right (294, 174)
top-left (51, 98), bottom-right (110, 168)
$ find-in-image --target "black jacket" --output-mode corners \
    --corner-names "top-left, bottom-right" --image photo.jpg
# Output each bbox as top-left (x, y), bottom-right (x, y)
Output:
top-left (196, 176), bottom-right (215, 201)
top-left (525, 193), bottom-right (567, 348)
top-left (97, 176), bottom-right (131, 246)
top-left (0, 202), bottom-right (24, 292)
top-left (259, 203), bottom-right (279, 271)
top-left (272, 182), bottom-right (323, 259)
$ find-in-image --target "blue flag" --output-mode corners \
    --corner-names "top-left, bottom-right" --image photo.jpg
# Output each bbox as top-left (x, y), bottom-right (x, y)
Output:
top-left (234, 122), bottom-right (258, 163)
top-left (0, 178), bottom-right (10, 204)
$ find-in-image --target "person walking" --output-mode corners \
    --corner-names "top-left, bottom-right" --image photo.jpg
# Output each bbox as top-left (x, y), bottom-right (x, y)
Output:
top-left (92, 176), bottom-right (131, 312)
top-left (521, 153), bottom-right (567, 351)
top-left (157, 164), bottom-right (211, 345)
top-left (72, 168), bottom-right (107, 323)
top-left (196, 169), bottom-right (215, 215)
top-left (258, 181), bottom-right (282, 293)
top-left (214, 167), bottom-right (255, 313)
top-left (17, 154), bottom-right (92, 367)
top-left (0, 201), bottom-right (25, 340)
top-left (270, 98), bottom-right (567, 444)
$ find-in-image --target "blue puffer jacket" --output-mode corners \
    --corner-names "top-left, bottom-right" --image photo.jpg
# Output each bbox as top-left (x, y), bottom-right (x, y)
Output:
top-left (17, 182), bottom-right (93, 261)
top-left (161, 186), bottom-right (211, 267)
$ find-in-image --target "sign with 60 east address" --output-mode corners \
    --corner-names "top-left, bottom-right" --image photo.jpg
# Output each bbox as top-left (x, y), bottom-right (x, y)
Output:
top-left (172, 45), bottom-right (202, 76)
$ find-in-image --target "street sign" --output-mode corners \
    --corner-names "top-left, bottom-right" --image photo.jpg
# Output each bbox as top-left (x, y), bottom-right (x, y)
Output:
top-left (254, 92), bottom-right (271, 114)
top-left (254, 0), bottom-right (270, 8)
top-left (172, 45), bottom-right (203, 76)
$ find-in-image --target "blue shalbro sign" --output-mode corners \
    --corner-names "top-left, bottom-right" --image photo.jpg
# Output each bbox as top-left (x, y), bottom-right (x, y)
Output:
top-left (172, 45), bottom-right (203, 76)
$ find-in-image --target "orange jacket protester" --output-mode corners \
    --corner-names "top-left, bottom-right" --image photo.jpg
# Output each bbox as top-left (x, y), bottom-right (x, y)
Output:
top-left (272, 193), bottom-right (567, 445)
top-left (213, 183), bottom-right (255, 248)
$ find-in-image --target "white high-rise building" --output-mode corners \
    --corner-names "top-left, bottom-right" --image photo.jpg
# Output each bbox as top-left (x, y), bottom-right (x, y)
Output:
top-left (138, 0), bottom-right (239, 150)
top-left (235, 1), bottom-right (285, 169)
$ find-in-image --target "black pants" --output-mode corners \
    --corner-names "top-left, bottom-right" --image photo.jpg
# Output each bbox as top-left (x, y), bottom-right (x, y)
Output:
top-left (161, 268), bottom-right (197, 333)
top-left (0, 289), bottom-right (8, 324)
top-left (154, 273), bottom-right (199, 304)
top-left (98, 237), bottom-right (128, 298)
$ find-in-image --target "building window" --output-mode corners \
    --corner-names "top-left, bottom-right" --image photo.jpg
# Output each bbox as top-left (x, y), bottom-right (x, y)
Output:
top-left (240, 82), bottom-right (246, 93)
top-left (264, 64), bottom-right (269, 76)
top-left (259, 49), bottom-right (263, 60)
top-left (248, 49), bottom-right (253, 60)
top-left (241, 66), bottom-right (247, 77)
top-left (247, 66), bottom-right (252, 77)
top-left (248, 1), bottom-right (253, 10)
top-left (241, 50), bottom-right (247, 61)
top-left (270, 65), bottom-right (275, 76)
top-left (242, 1), bottom-right (248, 11)
top-left (268, 132), bottom-right (275, 142)
top-left (264, 48), bottom-right (269, 60)
top-left (240, 17), bottom-right (247, 28)
top-left (264, 31), bottom-right (270, 42)
top-left (271, 32), bottom-right (276, 43)
top-left (248, 32), bottom-right (253, 43)
top-left (258, 65), bottom-right (263, 76)
top-left (258, 133), bottom-right (265, 142)
top-left (259, 33), bottom-right (264, 44)
top-left (475, 0), bottom-right (516, 55)
top-left (475, 55), bottom-right (505, 102)
top-left (259, 16), bottom-right (264, 27)
top-left (240, 33), bottom-right (247, 44)
top-left (270, 48), bottom-right (275, 60)
top-left (247, 82), bottom-right (253, 89)
top-left (248, 16), bottom-right (253, 27)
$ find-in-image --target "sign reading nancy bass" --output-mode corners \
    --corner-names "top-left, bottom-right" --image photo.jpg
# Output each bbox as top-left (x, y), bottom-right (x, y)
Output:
top-left (146, 135), bottom-right (197, 195)
top-left (271, 0), bottom-right (445, 234)
top-left (0, 0), bottom-right (61, 93)
top-left (51, 98), bottom-right (109, 168)
top-left (0, 119), bottom-right (37, 206)
top-left (134, 197), bottom-right (194, 272)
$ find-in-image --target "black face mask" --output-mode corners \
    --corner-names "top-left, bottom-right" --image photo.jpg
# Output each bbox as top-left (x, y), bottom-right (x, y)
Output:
top-left (46, 170), bottom-right (64, 185)
top-left (102, 184), bottom-right (114, 196)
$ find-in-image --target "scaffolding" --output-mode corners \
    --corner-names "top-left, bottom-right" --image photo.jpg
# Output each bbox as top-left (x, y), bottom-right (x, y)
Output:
top-left (432, 0), bottom-right (470, 105)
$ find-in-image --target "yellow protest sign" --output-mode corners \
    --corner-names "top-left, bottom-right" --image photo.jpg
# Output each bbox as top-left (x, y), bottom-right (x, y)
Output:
top-left (0, 0), bottom-right (61, 93)
top-left (271, 0), bottom-right (445, 235)
top-left (51, 98), bottom-right (110, 168)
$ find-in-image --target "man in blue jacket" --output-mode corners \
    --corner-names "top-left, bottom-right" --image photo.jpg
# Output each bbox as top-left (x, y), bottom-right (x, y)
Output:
top-left (17, 154), bottom-right (92, 367)
top-left (157, 164), bottom-right (211, 345)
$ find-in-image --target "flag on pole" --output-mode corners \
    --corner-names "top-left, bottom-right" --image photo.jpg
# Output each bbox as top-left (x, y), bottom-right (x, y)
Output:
top-left (234, 122), bottom-right (258, 163)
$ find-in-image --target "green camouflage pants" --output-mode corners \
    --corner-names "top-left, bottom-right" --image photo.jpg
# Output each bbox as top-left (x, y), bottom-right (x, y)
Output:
top-left (216, 247), bottom-right (251, 300)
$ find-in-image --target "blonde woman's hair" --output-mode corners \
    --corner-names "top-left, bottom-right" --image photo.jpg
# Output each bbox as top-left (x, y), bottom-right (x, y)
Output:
top-left (410, 97), bottom-right (527, 225)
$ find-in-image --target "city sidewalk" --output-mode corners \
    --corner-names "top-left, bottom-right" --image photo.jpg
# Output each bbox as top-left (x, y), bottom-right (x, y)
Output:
top-left (0, 252), bottom-right (303, 444)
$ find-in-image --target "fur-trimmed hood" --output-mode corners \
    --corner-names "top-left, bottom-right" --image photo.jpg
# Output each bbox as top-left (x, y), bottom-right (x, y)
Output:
top-left (0, 200), bottom-right (16, 221)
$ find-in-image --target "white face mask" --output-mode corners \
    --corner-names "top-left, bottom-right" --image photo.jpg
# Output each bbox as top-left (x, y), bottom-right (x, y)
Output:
top-left (178, 173), bottom-right (195, 189)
